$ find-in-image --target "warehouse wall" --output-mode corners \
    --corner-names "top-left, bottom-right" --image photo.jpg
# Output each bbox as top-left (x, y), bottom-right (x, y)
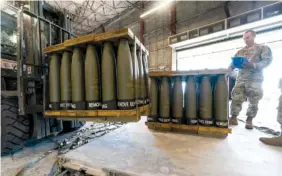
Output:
top-left (98, 1), bottom-right (276, 70)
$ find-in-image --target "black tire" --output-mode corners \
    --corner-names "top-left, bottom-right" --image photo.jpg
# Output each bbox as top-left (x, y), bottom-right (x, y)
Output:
top-left (78, 121), bottom-right (86, 127)
top-left (1, 96), bottom-right (31, 155)
top-left (62, 120), bottom-right (85, 132)
top-left (1, 78), bottom-right (6, 90)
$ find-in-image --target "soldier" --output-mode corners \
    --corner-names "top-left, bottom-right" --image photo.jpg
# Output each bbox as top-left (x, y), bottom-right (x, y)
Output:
top-left (228, 30), bottom-right (273, 129)
top-left (259, 78), bottom-right (282, 146)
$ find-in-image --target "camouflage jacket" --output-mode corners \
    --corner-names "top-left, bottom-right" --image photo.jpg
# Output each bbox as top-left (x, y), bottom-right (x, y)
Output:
top-left (231, 44), bottom-right (272, 82)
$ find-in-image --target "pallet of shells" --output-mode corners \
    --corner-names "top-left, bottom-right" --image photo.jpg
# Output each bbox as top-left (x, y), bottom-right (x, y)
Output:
top-left (146, 69), bottom-right (231, 136)
top-left (44, 28), bottom-right (149, 121)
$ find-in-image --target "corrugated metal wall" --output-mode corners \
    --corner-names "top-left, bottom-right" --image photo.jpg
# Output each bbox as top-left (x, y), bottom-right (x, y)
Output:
top-left (98, 1), bottom-right (276, 70)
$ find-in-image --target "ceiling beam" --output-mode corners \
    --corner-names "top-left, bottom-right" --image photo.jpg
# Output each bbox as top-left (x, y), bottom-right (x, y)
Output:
top-left (53, 0), bottom-right (62, 9)
top-left (96, 0), bottom-right (119, 15)
top-left (125, 0), bottom-right (142, 10)
top-left (70, 0), bottom-right (114, 17)
top-left (92, 1), bottom-right (141, 33)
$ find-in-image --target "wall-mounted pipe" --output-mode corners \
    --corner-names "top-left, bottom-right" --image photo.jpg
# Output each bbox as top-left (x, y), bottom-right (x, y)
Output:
top-left (170, 0), bottom-right (176, 35)
top-left (224, 1), bottom-right (231, 18)
top-left (140, 1), bottom-right (145, 44)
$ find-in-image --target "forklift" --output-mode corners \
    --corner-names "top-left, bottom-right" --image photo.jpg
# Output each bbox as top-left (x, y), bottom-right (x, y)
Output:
top-left (1, 1), bottom-right (84, 155)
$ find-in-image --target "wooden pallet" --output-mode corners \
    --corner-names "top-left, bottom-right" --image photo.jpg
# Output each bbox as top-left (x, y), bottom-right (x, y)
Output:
top-left (43, 28), bottom-right (148, 55)
top-left (44, 105), bottom-right (149, 122)
top-left (145, 121), bottom-right (231, 137)
top-left (149, 69), bottom-right (229, 77)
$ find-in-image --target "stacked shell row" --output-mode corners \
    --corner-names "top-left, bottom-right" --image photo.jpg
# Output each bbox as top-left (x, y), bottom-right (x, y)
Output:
top-left (148, 75), bottom-right (229, 128)
top-left (49, 39), bottom-right (149, 110)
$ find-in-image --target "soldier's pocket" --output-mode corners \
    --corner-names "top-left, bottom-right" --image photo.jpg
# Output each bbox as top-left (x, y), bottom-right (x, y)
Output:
top-left (231, 85), bottom-right (245, 100)
top-left (246, 83), bottom-right (263, 100)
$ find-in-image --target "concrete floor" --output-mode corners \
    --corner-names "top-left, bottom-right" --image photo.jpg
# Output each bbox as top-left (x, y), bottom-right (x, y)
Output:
top-left (1, 139), bottom-right (57, 176)
top-left (0, 126), bottom-right (81, 176)
top-left (64, 117), bottom-right (282, 176)
top-left (1, 100), bottom-right (281, 176)
top-left (236, 99), bottom-right (281, 131)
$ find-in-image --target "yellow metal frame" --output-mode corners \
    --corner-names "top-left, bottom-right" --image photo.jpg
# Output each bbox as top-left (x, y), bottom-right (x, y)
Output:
top-left (45, 105), bottom-right (149, 117)
top-left (149, 69), bottom-right (229, 77)
top-left (64, 33), bottom-right (95, 47)
top-left (146, 121), bottom-right (231, 135)
top-left (42, 43), bottom-right (66, 54)
top-left (57, 116), bottom-right (142, 123)
top-left (198, 126), bottom-right (231, 134)
top-left (43, 28), bottom-right (139, 54)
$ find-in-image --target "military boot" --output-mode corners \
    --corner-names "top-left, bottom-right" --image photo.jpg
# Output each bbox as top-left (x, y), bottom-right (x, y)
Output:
top-left (259, 126), bottom-right (282, 147)
top-left (245, 117), bottom-right (253, 129)
top-left (229, 116), bottom-right (238, 125)
top-left (259, 135), bottom-right (282, 147)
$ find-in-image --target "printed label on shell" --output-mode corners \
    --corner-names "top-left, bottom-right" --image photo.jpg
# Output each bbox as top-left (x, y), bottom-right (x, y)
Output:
top-left (188, 119), bottom-right (198, 124)
top-left (102, 104), bottom-right (108, 109)
top-left (88, 102), bottom-right (101, 108)
top-left (216, 121), bottom-right (228, 127)
top-left (118, 101), bottom-right (136, 108)
top-left (71, 104), bottom-right (76, 109)
top-left (159, 118), bottom-right (171, 123)
top-left (199, 119), bottom-right (213, 125)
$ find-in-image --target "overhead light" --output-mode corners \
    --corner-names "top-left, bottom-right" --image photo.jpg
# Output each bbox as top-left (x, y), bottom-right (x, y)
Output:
top-left (140, 0), bottom-right (174, 18)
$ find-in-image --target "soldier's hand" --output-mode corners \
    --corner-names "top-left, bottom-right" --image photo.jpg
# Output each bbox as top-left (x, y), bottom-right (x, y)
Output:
top-left (243, 62), bottom-right (255, 69)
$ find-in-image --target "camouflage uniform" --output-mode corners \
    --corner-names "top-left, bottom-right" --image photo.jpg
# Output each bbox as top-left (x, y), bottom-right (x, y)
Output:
top-left (278, 79), bottom-right (282, 125)
top-left (278, 94), bottom-right (282, 125)
top-left (230, 44), bottom-right (272, 118)
top-left (259, 79), bottom-right (282, 146)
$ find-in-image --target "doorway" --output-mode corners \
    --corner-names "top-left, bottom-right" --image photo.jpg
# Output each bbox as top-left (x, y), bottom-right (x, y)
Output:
top-left (176, 28), bottom-right (282, 130)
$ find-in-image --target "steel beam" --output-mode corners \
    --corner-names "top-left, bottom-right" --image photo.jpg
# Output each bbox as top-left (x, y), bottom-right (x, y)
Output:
top-left (17, 8), bottom-right (25, 115)
top-left (170, 0), bottom-right (176, 35)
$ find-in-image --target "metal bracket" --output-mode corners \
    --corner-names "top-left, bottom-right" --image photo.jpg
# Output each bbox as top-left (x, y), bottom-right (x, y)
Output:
top-left (1, 91), bottom-right (18, 98)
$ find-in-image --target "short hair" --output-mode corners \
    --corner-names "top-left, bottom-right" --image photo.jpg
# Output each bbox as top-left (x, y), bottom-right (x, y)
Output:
top-left (244, 30), bottom-right (256, 36)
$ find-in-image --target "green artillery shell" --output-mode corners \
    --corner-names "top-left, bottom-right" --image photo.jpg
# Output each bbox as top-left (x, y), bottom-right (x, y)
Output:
top-left (49, 53), bottom-right (60, 110)
top-left (131, 49), bottom-right (140, 105)
top-left (101, 42), bottom-right (117, 110)
top-left (172, 77), bottom-right (183, 124)
top-left (60, 51), bottom-right (72, 110)
top-left (184, 76), bottom-right (197, 125)
top-left (148, 77), bottom-right (158, 122)
top-left (85, 44), bottom-right (101, 110)
top-left (139, 51), bottom-right (146, 105)
top-left (159, 77), bottom-right (171, 123)
top-left (199, 76), bottom-right (213, 126)
top-left (214, 75), bottom-right (229, 128)
top-left (117, 39), bottom-right (135, 109)
top-left (142, 54), bottom-right (149, 104)
top-left (71, 48), bottom-right (85, 110)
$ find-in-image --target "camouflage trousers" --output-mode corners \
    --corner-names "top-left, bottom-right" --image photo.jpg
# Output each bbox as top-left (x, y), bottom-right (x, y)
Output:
top-left (231, 81), bottom-right (263, 118)
top-left (278, 94), bottom-right (282, 125)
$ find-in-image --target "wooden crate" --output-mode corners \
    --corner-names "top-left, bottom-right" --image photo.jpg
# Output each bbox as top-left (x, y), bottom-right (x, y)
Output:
top-left (149, 69), bottom-right (229, 77)
top-left (43, 28), bottom-right (148, 55)
top-left (44, 105), bottom-right (149, 122)
top-left (146, 121), bottom-right (231, 137)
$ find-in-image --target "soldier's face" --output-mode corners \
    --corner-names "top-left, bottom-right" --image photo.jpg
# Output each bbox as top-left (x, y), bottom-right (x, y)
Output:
top-left (243, 32), bottom-right (255, 46)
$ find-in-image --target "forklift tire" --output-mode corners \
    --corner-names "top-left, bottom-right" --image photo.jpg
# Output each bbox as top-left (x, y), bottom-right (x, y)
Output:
top-left (1, 78), bottom-right (6, 90)
top-left (62, 121), bottom-right (85, 132)
top-left (1, 96), bottom-right (31, 155)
